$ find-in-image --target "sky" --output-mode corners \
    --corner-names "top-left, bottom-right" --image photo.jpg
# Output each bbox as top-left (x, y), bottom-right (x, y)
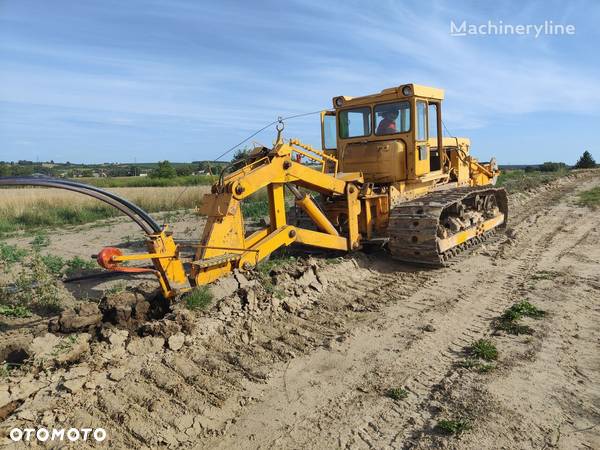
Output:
top-left (0, 0), bottom-right (599, 165)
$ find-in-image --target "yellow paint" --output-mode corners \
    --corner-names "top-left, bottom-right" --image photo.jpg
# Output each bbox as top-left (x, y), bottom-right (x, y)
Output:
top-left (295, 195), bottom-right (339, 236)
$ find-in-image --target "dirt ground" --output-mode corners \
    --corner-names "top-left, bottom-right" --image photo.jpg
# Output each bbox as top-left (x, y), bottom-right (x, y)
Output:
top-left (1, 170), bottom-right (599, 449)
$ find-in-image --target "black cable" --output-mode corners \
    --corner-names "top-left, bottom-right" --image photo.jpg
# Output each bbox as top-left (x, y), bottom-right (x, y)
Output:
top-left (0, 176), bottom-right (161, 234)
top-left (441, 120), bottom-right (469, 164)
top-left (213, 109), bottom-right (324, 163)
top-left (441, 119), bottom-right (455, 138)
top-left (45, 178), bottom-right (161, 231)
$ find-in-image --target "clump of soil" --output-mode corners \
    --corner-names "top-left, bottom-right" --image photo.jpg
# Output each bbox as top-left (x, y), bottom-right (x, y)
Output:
top-left (138, 307), bottom-right (195, 339)
top-left (99, 288), bottom-right (168, 330)
top-left (44, 284), bottom-right (171, 337)
top-left (48, 302), bottom-right (102, 333)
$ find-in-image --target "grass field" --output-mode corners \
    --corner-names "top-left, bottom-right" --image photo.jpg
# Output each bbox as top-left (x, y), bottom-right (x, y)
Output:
top-left (0, 186), bottom-right (210, 234)
top-left (78, 175), bottom-right (217, 188)
top-left (497, 168), bottom-right (569, 192)
top-left (577, 186), bottom-right (600, 209)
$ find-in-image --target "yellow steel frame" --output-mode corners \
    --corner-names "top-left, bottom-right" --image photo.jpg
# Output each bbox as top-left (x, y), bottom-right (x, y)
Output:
top-left (191, 139), bottom-right (363, 286)
top-left (288, 139), bottom-right (338, 173)
top-left (110, 229), bottom-right (191, 298)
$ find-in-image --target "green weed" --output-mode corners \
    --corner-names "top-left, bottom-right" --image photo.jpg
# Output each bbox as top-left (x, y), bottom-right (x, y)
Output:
top-left (496, 300), bottom-right (545, 336)
top-left (0, 304), bottom-right (32, 318)
top-left (30, 234), bottom-right (50, 250)
top-left (40, 254), bottom-right (66, 276)
top-left (184, 286), bottom-right (213, 311)
top-left (0, 242), bottom-right (28, 266)
top-left (65, 256), bottom-right (96, 274)
top-left (436, 418), bottom-right (471, 435)
top-left (470, 339), bottom-right (498, 361)
top-left (386, 387), bottom-right (408, 400)
top-left (1, 254), bottom-right (62, 314)
top-left (104, 282), bottom-right (127, 296)
top-left (501, 300), bottom-right (545, 321)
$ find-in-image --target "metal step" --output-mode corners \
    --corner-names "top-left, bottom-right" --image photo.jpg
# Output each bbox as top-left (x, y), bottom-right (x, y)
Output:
top-left (191, 253), bottom-right (241, 269)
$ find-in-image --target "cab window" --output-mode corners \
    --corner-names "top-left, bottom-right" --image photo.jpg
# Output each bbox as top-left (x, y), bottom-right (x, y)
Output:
top-left (374, 101), bottom-right (410, 135)
top-left (428, 103), bottom-right (439, 140)
top-left (323, 114), bottom-right (336, 149)
top-left (339, 107), bottom-right (371, 138)
top-left (416, 100), bottom-right (428, 141)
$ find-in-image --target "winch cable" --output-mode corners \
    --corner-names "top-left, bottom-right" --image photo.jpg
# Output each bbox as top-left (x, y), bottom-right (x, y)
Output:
top-left (177, 108), bottom-right (325, 201)
top-left (0, 176), bottom-right (161, 234)
top-left (213, 109), bottom-right (324, 163)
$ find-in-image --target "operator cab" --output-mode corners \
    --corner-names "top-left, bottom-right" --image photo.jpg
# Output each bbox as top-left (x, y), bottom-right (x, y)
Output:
top-left (321, 84), bottom-right (444, 184)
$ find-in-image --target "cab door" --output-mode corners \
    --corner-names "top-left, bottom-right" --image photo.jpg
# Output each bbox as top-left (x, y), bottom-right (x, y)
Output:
top-left (321, 110), bottom-right (337, 155)
top-left (414, 100), bottom-right (430, 176)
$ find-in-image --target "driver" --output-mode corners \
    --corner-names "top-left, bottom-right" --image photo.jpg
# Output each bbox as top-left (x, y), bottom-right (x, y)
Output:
top-left (376, 110), bottom-right (399, 135)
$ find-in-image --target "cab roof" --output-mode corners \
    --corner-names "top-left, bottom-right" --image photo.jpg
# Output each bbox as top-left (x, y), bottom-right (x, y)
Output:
top-left (332, 84), bottom-right (445, 109)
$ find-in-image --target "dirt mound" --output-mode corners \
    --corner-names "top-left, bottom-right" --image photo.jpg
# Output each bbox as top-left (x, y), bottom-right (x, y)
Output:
top-left (99, 287), bottom-right (169, 331)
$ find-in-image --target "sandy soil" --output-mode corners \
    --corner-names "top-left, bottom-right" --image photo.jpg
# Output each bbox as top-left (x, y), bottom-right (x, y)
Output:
top-left (0, 170), bottom-right (599, 449)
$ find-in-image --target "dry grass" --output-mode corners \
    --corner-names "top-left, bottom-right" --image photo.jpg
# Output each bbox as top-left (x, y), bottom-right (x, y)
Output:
top-left (0, 186), bottom-right (210, 214)
top-left (0, 186), bottom-right (211, 233)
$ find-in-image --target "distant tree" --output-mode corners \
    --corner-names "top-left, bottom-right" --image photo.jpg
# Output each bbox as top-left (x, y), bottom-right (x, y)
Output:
top-left (0, 163), bottom-right (9, 176)
top-left (151, 160), bottom-right (177, 178)
top-left (232, 148), bottom-right (249, 164)
top-left (11, 165), bottom-right (34, 176)
top-left (574, 151), bottom-right (596, 169)
top-left (539, 161), bottom-right (567, 172)
top-left (524, 165), bottom-right (535, 173)
top-left (176, 165), bottom-right (194, 177)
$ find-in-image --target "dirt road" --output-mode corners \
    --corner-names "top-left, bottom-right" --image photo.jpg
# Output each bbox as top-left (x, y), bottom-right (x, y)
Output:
top-left (1, 171), bottom-right (599, 449)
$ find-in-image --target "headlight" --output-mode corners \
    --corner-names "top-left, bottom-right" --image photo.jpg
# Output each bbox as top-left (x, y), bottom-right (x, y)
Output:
top-left (334, 97), bottom-right (344, 107)
top-left (401, 85), bottom-right (412, 96)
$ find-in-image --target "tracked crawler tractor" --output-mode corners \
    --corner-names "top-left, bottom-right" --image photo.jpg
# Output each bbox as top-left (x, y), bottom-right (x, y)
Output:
top-left (0, 84), bottom-right (507, 299)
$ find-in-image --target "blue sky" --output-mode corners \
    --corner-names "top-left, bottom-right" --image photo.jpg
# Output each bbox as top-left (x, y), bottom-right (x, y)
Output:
top-left (1, 0), bottom-right (598, 164)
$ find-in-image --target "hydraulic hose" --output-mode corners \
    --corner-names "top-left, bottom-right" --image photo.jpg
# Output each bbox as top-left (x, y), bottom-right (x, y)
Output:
top-left (0, 176), bottom-right (162, 235)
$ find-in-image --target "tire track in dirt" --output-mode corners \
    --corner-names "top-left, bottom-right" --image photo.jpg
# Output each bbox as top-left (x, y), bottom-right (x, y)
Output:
top-left (211, 185), bottom-right (578, 450)
top-left (205, 174), bottom-right (599, 449)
